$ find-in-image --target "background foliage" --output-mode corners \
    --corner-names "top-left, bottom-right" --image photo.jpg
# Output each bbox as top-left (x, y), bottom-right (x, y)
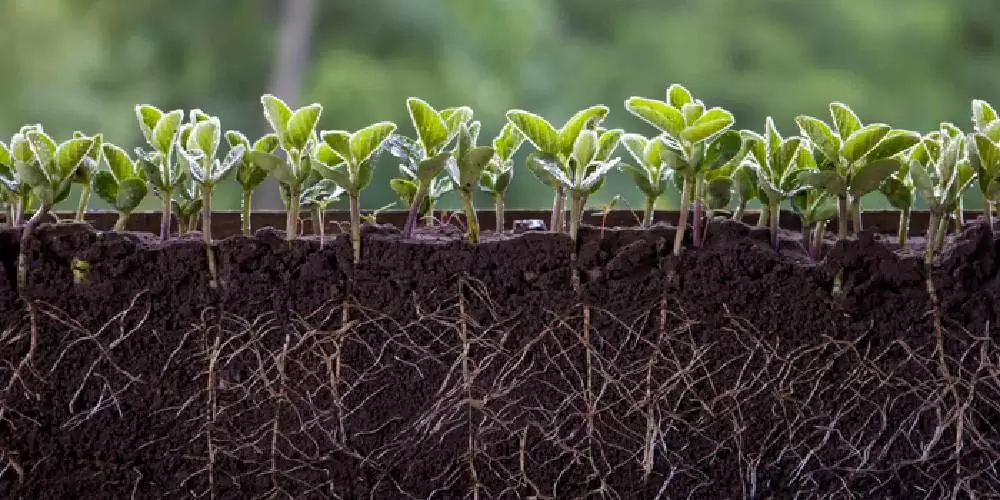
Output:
top-left (3, 0), bottom-right (999, 212)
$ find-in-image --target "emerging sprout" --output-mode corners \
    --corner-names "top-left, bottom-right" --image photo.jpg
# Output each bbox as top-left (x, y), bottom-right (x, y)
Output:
top-left (742, 118), bottom-right (810, 250)
top-left (795, 102), bottom-right (919, 239)
top-left (445, 120), bottom-right (496, 244)
top-left (178, 110), bottom-right (243, 288)
top-left (251, 94), bottom-right (323, 240)
top-left (528, 127), bottom-right (622, 241)
top-left (388, 143), bottom-right (454, 230)
top-left (879, 152), bottom-right (917, 246)
top-left (226, 130), bottom-right (279, 235)
top-left (300, 178), bottom-right (345, 247)
top-left (135, 104), bottom-right (186, 240)
top-left (171, 179), bottom-right (202, 234)
top-left (624, 84), bottom-right (740, 254)
top-left (479, 122), bottom-right (526, 232)
top-left (70, 131), bottom-right (103, 222)
top-left (507, 105), bottom-right (610, 233)
top-left (620, 132), bottom-right (671, 227)
top-left (313, 121), bottom-right (397, 263)
top-left (94, 143), bottom-right (148, 230)
top-left (968, 99), bottom-right (1000, 224)
top-left (731, 161), bottom-right (758, 222)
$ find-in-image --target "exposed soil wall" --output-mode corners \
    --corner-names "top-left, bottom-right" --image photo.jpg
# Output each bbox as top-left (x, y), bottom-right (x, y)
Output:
top-left (1, 218), bottom-right (999, 498)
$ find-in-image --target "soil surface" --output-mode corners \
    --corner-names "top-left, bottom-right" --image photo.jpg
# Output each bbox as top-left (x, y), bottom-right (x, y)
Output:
top-left (0, 217), bottom-right (998, 498)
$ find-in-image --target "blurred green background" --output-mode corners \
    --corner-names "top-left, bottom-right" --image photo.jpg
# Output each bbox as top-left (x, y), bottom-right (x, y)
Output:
top-left (3, 0), bottom-right (999, 213)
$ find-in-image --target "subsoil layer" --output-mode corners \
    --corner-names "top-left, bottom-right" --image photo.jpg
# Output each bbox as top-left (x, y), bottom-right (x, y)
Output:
top-left (1, 217), bottom-right (999, 498)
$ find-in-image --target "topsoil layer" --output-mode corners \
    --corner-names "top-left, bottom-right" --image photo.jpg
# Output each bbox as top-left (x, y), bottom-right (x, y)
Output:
top-left (0, 217), bottom-right (998, 499)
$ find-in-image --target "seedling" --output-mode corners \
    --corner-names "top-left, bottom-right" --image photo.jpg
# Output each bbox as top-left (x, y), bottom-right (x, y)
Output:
top-left (171, 179), bottom-right (202, 234)
top-left (312, 121), bottom-right (397, 263)
top-left (742, 118), bottom-right (810, 250)
top-left (968, 99), bottom-right (1000, 225)
top-left (301, 178), bottom-right (345, 246)
top-left (70, 131), bottom-right (103, 222)
top-left (527, 127), bottom-right (622, 241)
top-left (445, 120), bottom-right (496, 244)
top-left (251, 94), bottom-right (323, 240)
top-left (389, 146), bottom-right (454, 230)
top-left (385, 132), bottom-right (453, 237)
top-left (226, 130), bottom-right (279, 235)
top-left (879, 152), bottom-right (916, 246)
top-left (795, 102), bottom-right (919, 238)
top-left (479, 122), bottom-right (526, 232)
top-left (731, 162), bottom-right (758, 222)
top-left (593, 194), bottom-right (623, 238)
top-left (9, 124), bottom-right (94, 292)
top-left (135, 105), bottom-right (186, 240)
top-left (624, 84), bottom-right (740, 254)
top-left (507, 105), bottom-right (610, 234)
top-left (910, 125), bottom-right (976, 255)
top-left (620, 133), bottom-right (671, 227)
top-left (94, 143), bottom-right (149, 230)
top-left (790, 146), bottom-right (837, 259)
top-left (177, 111), bottom-right (243, 288)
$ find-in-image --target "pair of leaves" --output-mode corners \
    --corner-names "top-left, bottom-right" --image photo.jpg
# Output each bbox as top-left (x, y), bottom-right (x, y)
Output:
top-left (301, 179), bottom-right (345, 208)
top-left (620, 133), bottom-right (670, 198)
top-left (791, 188), bottom-right (838, 225)
top-left (909, 131), bottom-right (976, 212)
top-left (225, 131), bottom-right (280, 192)
top-left (506, 105), bottom-right (609, 158)
top-left (311, 122), bottom-right (398, 193)
top-left (261, 94), bottom-right (323, 153)
top-left (446, 122), bottom-right (495, 192)
top-left (94, 143), bottom-right (148, 212)
top-left (624, 87), bottom-right (734, 144)
top-left (744, 118), bottom-right (805, 200)
top-left (406, 98), bottom-right (474, 156)
top-left (969, 132), bottom-right (1000, 202)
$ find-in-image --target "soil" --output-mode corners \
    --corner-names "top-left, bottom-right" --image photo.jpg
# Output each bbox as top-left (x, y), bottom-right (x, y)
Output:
top-left (0, 216), bottom-right (998, 498)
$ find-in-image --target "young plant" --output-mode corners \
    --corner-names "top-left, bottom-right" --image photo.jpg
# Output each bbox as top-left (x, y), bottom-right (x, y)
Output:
top-left (506, 105), bottom-right (610, 234)
top-left (312, 121), bottom-right (397, 263)
top-left (392, 98), bottom-right (474, 238)
top-left (301, 178), bottom-right (345, 247)
top-left (791, 186), bottom-right (837, 260)
top-left (251, 94), bottom-right (323, 240)
top-left (389, 148), bottom-right (454, 229)
top-left (10, 125), bottom-right (94, 292)
top-left (135, 105), bottom-right (186, 240)
top-left (479, 122), bottom-right (526, 232)
top-left (731, 162), bottom-right (759, 222)
top-left (71, 131), bottom-right (103, 222)
top-left (226, 130), bottom-right (279, 235)
top-left (620, 132), bottom-right (671, 227)
top-left (968, 99), bottom-right (1000, 224)
top-left (624, 84), bottom-right (740, 254)
top-left (879, 154), bottom-right (916, 246)
top-left (528, 127), bottom-right (622, 241)
top-left (93, 143), bottom-right (148, 230)
top-left (742, 118), bottom-right (811, 250)
top-left (172, 179), bottom-right (202, 234)
top-left (444, 120), bottom-right (496, 244)
top-left (384, 132), bottom-right (453, 237)
top-left (178, 111), bottom-right (244, 288)
top-left (795, 102), bottom-right (920, 238)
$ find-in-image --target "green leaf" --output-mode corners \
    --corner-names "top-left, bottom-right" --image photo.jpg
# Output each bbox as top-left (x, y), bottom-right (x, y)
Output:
top-left (286, 103), bottom-right (323, 150)
top-left (624, 97), bottom-right (684, 139)
top-left (558, 105), bottom-right (609, 155)
top-left (681, 107), bottom-right (734, 143)
top-left (971, 134), bottom-right (1000, 176)
top-left (973, 99), bottom-right (998, 131)
top-left (573, 129), bottom-right (598, 167)
top-left (459, 147), bottom-right (495, 187)
top-left (315, 162), bottom-right (355, 191)
top-left (794, 115), bottom-right (840, 163)
top-left (93, 171), bottom-right (117, 206)
top-left (525, 151), bottom-right (568, 188)
top-left (214, 145), bottom-right (245, 183)
top-left (0, 141), bottom-right (9, 168)
top-left (849, 158), bottom-right (900, 197)
top-left (350, 121), bottom-right (397, 165)
top-left (807, 192), bottom-right (839, 222)
top-left (506, 109), bottom-right (560, 154)
top-left (440, 106), bottom-right (474, 137)
top-left (581, 158), bottom-right (619, 191)
top-left (249, 151), bottom-right (295, 184)
top-left (621, 133), bottom-right (649, 166)
top-left (152, 110), bottom-right (183, 155)
top-left (705, 177), bottom-right (733, 210)
top-left (666, 84), bottom-right (693, 108)
top-left (25, 130), bottom-right (55, 170)
top-left (254, 134), bottom-right (279, 153)
top-left (734, 166), bottom-right (758, 202)
top-left (416, 153), bottom-right (452, 184)
top-left (843, 124), bottom-right (891, 163)
top-left (865, 129), bottom-right (920, 161)
top-left (55, 138), bottom-right (95, 178)
top-left (595, 129), bottom-right (623, 162)
top-left (407, 97), bottom-right (450, 155)
top-left (621, 162), bottom-right (655, 196)
top-left (117, 177), bottom-right (147, 211)
top-left (909, 160), bottom-right (936, 206)
top-left (135, 105), bottom-right (163, 145)
top-left (390, 178), bottom-right (418, 203)
top-left (102, 144), bottom-right (135, 180)
top-left (16, 160), bottom-right (48, 188)
top-left (493, 122), bottom-right (525, 160)
top-left (356, 159), bottom-right (376, 191)
top-left (188, 117), bottom-right (221, 160)
top-left (799, 170), bottom-right (845, 196)
top-left (880, 177), bottom-right (913, 210)
top-left (830, 102), bottom-right (862, 139)
top-left (704, 130), bottom-right (743, 171)
top-left (320, 131), bottom-right (352, 163)
top-left (261, 94), bottom-right (293, 138)
top-left (681, 102), bottom-right (705, 125)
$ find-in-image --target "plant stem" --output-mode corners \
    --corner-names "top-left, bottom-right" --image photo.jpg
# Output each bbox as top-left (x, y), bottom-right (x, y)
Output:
top-left (318, 207), bottom-right (326, 248)
top-left (898, 206), bottom-right (910, 247)
top-left (18, 205), bottom-right (49, 295)
top-left (837, 195), bottom-right (848, 239)
top-left (811, 221), bottom-right (825, 260)
top-left (160, 191), bottom-right (172, 241)
top-left (349, 192), bottom-right (361, 264)
top-left (569, 191), bottom-right (586, 243)
top-left (461, 189), bottom-right (480, 245)
top-left (285, 184), bottom-right (300, 240)
top-left (734, 200), bottom-right (747, 222)
top-left (985, 201), bottom-right (993, 228)
top-left (14, 197), bottom-right (25, 227)
top-left (403, 183), bottom-right (428, 238)
top-left (312, 206), bottom-right (323, 236)
top-left (692, 176), bottom-right (704, 248)
top-left (188, 212), bottom-right (199, 234)
top-left (672, 178), bottom-right (693, 256)
top-left (757, 204), bottom-right (769, 227)
top-left (934, 212), bottom-right (948, 252)
top-left (176, 216), bottom-right (187, 235)
top-left (642, 196), bottom-right (655, 228)
top-left (769, 201), bottom-right (780, 251)
top-left (850, 196), bottom-right (862, 235)
top-left (202, 186), bottom-right (218, 289)
top-left (75, 182), bottom-right (90, 222)
top-left (550, 188), bottom-right (565, 234)
top-left (801, 221), bottom-right (811, 254)
top-left (925, 213), bottom-right (939, 265)
top-left (494, 194), bottom-right (505, 233)
top-left (114, 212), bottom-right (130, 231)
top-left (241, 189), bottom-right (252, 236)
top-left (953, 201), bottom-right (964, 233)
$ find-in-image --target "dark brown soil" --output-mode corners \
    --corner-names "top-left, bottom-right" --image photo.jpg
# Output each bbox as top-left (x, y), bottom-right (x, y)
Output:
top-left (1, 216), bottom-right (998, 498)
